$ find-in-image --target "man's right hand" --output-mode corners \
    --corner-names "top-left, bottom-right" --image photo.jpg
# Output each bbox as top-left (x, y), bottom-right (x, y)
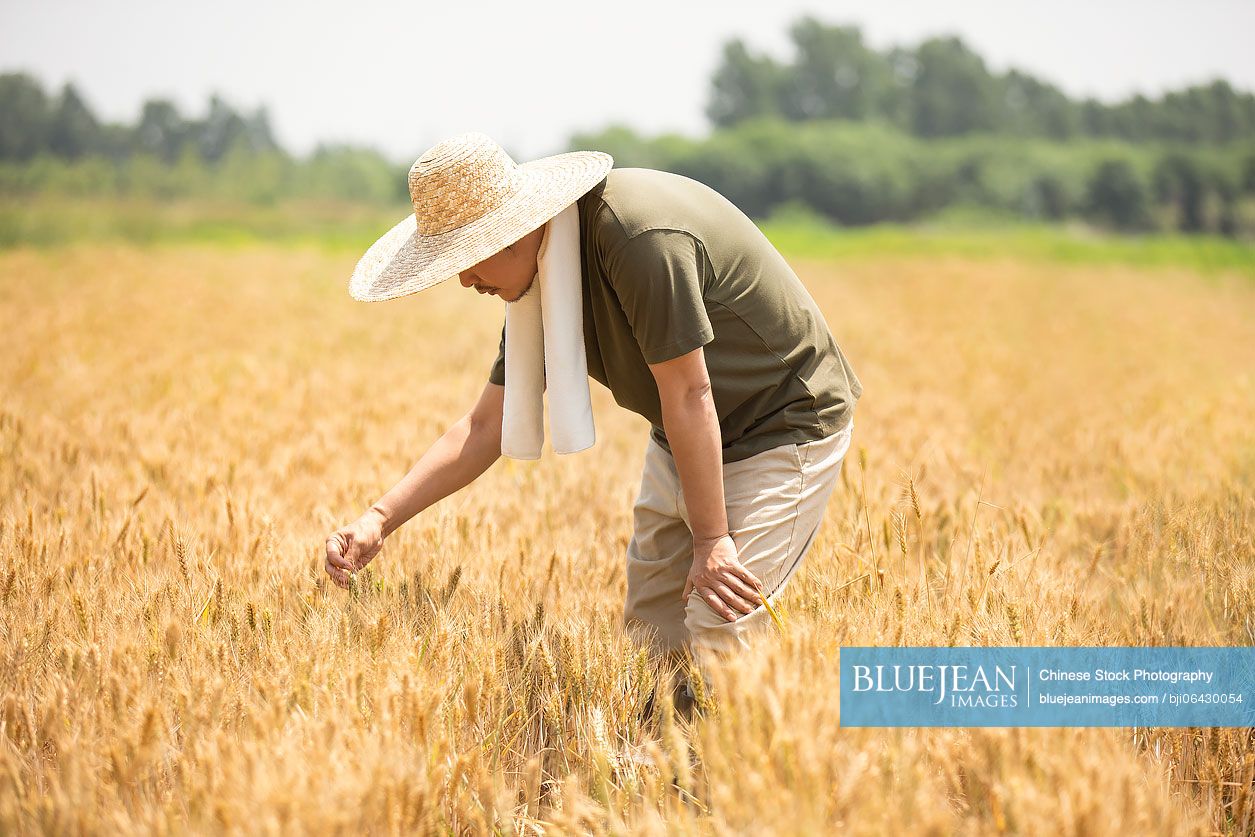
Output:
top-left (324, 509), bottom-right (387, 589)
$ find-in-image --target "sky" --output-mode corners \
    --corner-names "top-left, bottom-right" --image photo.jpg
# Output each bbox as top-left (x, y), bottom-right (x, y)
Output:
top-left (2, 0), bottom-right (1253, 165)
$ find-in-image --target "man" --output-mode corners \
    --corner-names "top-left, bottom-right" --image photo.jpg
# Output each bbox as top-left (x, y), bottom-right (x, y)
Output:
top-left (326, 132), bottom-right (862, 706)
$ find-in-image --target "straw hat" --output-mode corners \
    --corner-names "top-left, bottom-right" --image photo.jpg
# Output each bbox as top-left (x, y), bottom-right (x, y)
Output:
top-left (348, 131), bottom-right (613, 302)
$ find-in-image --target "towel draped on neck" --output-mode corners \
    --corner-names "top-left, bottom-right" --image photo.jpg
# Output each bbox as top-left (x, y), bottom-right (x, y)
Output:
top-left (500, 201), bottom-right (596, 459)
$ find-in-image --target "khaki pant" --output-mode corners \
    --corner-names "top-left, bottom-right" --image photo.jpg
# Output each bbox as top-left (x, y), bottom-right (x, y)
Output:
top-left (622, 416), bottom-right (855, 665)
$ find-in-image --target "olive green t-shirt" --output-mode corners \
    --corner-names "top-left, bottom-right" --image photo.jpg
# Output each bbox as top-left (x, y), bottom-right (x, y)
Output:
top-left (488, 166), bottom-right (863, 464)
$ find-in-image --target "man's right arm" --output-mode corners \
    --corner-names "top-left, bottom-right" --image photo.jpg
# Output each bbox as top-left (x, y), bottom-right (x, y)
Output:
top-left (366, 380), bottom-right (505, 538)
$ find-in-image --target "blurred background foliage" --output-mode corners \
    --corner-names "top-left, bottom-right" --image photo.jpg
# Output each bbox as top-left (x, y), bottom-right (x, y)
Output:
top-left (2, 15), bottom-right (1253, 246)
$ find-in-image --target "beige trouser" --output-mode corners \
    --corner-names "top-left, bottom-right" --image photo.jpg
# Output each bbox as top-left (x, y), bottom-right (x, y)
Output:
top-left (622, 416), bottom-right (855, 667)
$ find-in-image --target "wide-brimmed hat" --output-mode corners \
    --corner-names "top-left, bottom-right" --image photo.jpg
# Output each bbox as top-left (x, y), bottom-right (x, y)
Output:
top-left (348, 131), bottom-right (613, 302)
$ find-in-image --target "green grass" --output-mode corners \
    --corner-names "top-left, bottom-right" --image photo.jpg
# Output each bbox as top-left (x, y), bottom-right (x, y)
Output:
top-left (0, 196), bottom-right (410, 253)
top-left (759, 202), bottom-right (1255, 279)
top-left (4, 194), bottom-right (1253, 279)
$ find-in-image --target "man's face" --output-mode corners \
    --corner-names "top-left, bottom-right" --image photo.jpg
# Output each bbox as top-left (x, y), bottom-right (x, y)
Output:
top-left (458, 223), bottom-right (546, 302)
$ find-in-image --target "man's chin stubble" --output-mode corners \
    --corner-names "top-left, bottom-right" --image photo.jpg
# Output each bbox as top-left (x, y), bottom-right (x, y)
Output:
top-left (515, 274), bottom-right (538, 301)
top-left (499, 274), bottom-right (537, 303)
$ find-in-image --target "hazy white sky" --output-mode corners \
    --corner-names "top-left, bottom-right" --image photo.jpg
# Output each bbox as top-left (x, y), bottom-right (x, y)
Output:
top-left (2, 0), bottom-right (1252, 165)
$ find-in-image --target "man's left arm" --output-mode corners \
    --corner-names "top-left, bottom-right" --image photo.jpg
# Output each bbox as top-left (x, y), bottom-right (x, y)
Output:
top-left (649, 349), bottom-right (764, 621)
top-left (608, 228), bottom-right (765, 621)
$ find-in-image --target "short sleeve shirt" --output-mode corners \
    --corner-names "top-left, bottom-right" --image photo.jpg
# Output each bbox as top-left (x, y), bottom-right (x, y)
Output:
top-left (489, 167), bottom-right (862, 464)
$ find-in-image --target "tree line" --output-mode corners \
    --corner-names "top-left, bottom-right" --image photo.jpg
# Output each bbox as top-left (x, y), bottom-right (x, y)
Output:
top-left (572, 119), bottom-right (1255, 236)
top-left (0, 71), bottom-right (406, 204)
top-left (708, 16), bottom-right (1255, 144)
top-left (2, 16), bottom-right (1254, 237)
top-left (0, 73), bottom-right (281, 164)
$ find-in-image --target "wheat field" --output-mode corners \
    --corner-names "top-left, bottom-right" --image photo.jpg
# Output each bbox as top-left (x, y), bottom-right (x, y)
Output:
top-left (1, 240), bottom-right (1252, 834)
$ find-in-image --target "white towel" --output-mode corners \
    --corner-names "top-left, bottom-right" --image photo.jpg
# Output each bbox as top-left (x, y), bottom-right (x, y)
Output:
top-left (500, 201), bottom-right (596, 459)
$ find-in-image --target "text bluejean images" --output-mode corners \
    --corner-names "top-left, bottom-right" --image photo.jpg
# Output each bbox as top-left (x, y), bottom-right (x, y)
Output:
top-left (839, 646), bottom-right (1255, 727)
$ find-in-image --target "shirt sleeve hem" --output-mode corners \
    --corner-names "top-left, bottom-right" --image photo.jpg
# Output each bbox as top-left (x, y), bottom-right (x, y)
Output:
top-left (641, 326), bottom-right (715, 365)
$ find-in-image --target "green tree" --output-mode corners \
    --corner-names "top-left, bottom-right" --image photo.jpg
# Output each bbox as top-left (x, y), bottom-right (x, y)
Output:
top-left (135, 99), bottom-right (189, 163)
top-left (997, 70), bottom-right (1078, 140)
top-left (1156, 80), bottom-right (1255, 143)
top-left (778, 18), bottom-right (894, 123)
top-left (47, 82), bottom-right (102, 159)
top-left (0, 72), bottom-right (52, 161)
top-left (1084, 158), bottom-right (1150, 231)
top-left (1027, 172), bottom-right (1069, 219)
top-left (1240, 153), bottom-right (1255, 194)
top-left (1213, 175), bottom-right (1239, 237)
top-left (908, 36), bottom-right (1000, 137)
top-left (299, 143), bottom-right (402, 203)
top-left (1152, 152), bottom-right (1206, 232)
top-left (192, 94), bottom-right (279, 164)
top-left (706, 39), bottom-right (785, 128)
